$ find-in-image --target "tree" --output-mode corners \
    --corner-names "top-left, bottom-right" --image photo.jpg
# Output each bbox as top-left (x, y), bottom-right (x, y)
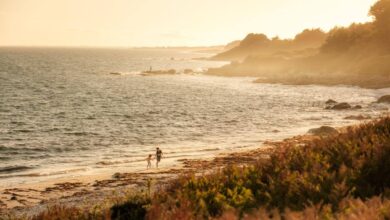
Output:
top-left (370, 0), bottom-right (390, 47)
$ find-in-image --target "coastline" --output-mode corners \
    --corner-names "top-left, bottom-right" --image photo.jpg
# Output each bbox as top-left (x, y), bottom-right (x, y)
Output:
top-left (204, 69), bottom-right (390, 90)
top-left (252, 76), bottom-right (390, 90)
top-left (0, 119), bottom-right (372, 218)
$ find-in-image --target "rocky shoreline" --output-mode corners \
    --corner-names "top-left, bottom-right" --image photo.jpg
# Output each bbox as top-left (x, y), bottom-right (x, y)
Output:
top-left (1, 118), bottom-right (380, 218)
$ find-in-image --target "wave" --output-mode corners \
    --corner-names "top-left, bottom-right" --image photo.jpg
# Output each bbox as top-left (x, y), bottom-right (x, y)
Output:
top-left (13, 129), bottom-right (34, 133)
top-left (0, 168), bottom-right (87, 179)
top-left (0, 146), bottom-right (48, 152)
top-left (64, 131), bottom-right (99, 136)
top-left (0, 165), bottom-right (35, 174)
top-left (10, 121), bottom-right (26, 125)
top-left (0, 145), bottom-right (90, 154)
top-left (108, 71), bottom-right (142, 76)
top-left (0, 156), bottom-right (11, 161)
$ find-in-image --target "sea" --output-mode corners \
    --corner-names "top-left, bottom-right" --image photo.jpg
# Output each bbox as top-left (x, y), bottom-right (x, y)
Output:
top-left (0, 47), bottom-right (389, 186)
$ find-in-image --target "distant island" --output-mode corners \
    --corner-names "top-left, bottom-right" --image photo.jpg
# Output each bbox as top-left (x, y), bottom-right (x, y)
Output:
top-left (208, 0), bottom-right (390, 89)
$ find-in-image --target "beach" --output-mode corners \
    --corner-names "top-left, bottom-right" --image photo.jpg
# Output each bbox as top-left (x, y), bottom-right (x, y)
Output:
top-left (0, 134), bottom-right (304, 217)
top-left (0, 119), bottom-right (375, 217)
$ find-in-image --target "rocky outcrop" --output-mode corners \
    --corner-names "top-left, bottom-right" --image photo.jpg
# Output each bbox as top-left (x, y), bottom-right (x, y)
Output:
top-left (378, 95), bottom-right (390, 103)
top-left (329, 102), bottom-right (351, 110)
top-left (308, 126), bottom-right (339, 136)
top-left (344, 115), bottom-right (371, 120)
top-left (141, 69), bottom-right (177, 76)
top-left (325, 99), bottom-right (362, 110)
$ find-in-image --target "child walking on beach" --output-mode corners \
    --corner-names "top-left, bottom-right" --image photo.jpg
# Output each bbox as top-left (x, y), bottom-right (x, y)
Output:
top-left (146, 154), bottom-right (153, 169)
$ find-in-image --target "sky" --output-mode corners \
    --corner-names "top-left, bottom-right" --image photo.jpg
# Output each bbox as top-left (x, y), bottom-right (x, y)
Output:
top-left (0, 0), bottom-right (378, 47)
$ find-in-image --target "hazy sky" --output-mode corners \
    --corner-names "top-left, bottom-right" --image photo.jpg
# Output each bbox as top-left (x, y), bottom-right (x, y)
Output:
top-left (0, 0), bottom-right (377, 47)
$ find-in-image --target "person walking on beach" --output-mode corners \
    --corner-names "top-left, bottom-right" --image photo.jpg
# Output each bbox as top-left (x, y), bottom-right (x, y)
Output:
top-left (156, 147), bottom-right (163, 168)
top-left (146, 154), bottom-right (153, 169)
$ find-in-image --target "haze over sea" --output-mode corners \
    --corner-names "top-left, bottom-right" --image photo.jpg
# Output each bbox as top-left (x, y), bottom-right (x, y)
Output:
top-left (0, 47), bottom-right (389, 186)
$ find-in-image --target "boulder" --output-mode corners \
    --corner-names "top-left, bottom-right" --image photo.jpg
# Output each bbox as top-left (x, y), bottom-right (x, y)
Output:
top-left (325, 99), bottom-right (337, 105)
top-left (331, 102), bottom-right (351, 110)
top-left (352, 105), bottom-right (362, 109)
top-left (378, 95), bottom-right (390, 103)
top-left (308, 126), bottom-right (339, 136)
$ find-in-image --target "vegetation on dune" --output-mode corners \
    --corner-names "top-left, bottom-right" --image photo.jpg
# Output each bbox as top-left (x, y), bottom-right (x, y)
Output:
top-left (21, 117), bottom-right (390, 219)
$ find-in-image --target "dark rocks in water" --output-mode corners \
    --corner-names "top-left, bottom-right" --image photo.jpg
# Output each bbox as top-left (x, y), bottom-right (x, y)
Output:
top-left (325, 100), bottom-right (361, 110)
top-left (331, 102), bottom-right (352, 110)
top-left (308, 126), bottom-right (339, 136)
top-left (378, 95), bottom-right (390, 103)
top-left (166, 69), bottom-right (176, 74)
top-left (183, 69), bottom-right (194, 74)
top-left (325, 99), bottom-right (337, 105)
top-left (344, 115), bottom-right (371, 120)
top-left (142, 69), bottom-right (177, 76)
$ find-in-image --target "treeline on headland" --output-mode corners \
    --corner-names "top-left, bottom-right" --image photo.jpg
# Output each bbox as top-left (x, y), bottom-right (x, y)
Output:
top-left (208, 0), bottom-right (390, 89)
top-left (30, 117), bottom-right (390, 219)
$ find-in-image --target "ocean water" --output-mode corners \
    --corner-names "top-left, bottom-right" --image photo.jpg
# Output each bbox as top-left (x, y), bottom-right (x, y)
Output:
top-left (0, 47), bottom-right (389, 186)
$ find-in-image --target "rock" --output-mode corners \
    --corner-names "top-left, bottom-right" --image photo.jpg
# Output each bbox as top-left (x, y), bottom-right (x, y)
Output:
top-left (308, 126), bottom-right (339, 136)
top-left (112, 172), bottom-right (121, 179)
top-left (183, 69), bottom-right (193, 74)
top-left (166, 69), bottom-right (176, 74)
top-left (352, 105), bottom-right (362, 109)
top-left (142, 69), bottom-right (177, 76)
top-left (331, 102), bottom-right (351, 110)
top-left (325, 99), bottom-right (337, 105)
top-left (378, 95), bottom-right (390, 103)
top-left (344, 115), bottom-right (371, 120)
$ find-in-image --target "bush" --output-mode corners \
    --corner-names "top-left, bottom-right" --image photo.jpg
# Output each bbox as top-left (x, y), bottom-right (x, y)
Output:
top-left (110, 195), bottom-right (150, 220)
